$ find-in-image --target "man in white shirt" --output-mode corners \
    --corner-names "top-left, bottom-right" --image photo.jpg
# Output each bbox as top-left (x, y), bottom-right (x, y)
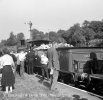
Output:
top-left (17, 50), bottom-right (26, 78)
top-left (39, 50), bottom-right (49, 81)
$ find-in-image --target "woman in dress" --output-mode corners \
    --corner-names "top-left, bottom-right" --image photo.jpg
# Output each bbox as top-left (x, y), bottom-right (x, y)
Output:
top-left (1, 48), bottom-right (15, 94)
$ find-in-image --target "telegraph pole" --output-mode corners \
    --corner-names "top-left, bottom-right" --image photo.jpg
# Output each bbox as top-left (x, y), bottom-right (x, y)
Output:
top-left (28, 21), bottom-right (32, 31)
top-left (48, 29), bottom-right (50, 40)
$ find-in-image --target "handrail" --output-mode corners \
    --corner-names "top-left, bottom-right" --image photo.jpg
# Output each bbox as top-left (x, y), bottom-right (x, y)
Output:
top-left (35, 65), bottom-right (73, 74)
top-left (90, 74), bottom-right (103, 80)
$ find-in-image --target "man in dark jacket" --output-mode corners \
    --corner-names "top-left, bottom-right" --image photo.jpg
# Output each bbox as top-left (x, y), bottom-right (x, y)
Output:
top-left (83, 52), bottom-right (103, 74)
top-left (47, 42), bottom-right (60, 90)
top-left (25, 49), bottom-right (35, 74)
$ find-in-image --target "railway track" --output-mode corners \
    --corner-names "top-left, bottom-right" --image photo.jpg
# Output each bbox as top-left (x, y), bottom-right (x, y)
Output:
top-left (57, 70), bottom-right (103, 99)
top-left (58, 82), bottom-right (103, 100)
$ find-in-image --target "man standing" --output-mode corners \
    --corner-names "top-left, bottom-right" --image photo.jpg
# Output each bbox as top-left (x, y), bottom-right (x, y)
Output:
top-left (40, 50), bottom-right (49, 81)
top-left (25, 49), bottom-right (35, 74)
top-left (47, 42), bottom-right (60, 90)
top-left (17, 50), bottom-right (26, 78)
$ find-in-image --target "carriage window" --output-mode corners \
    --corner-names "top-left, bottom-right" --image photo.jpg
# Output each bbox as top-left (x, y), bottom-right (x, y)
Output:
top-left (73, 60), bottom-right (78, 72)
top-left (79, 62), bottom-right (85, 69)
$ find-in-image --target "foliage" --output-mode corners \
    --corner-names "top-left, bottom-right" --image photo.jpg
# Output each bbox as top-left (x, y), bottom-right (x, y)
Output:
top-left (88, 21), bottom-right (103, 33)
top-left (31, 29), bottom-right (44, 40)
top-left (0, 40), bottom-right (7, 47)
top-left (6, 32), bottom-right (17, 46)
top-left (88, 39), bottom-right (103, 47)
top-left (62, 23), bottom-right (86, 46)
top-left (82, 27), bottom-right (95, 41)
top-left (48, 31), bottom-right (57, 42)
top-left (1, 20), bottom-right (103, 47)
top-left (16, 32), bottom-right (25, 42)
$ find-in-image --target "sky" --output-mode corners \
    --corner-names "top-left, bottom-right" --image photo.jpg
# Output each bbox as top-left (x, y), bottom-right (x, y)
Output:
top-left (0, 0), bottom-right (103, 42)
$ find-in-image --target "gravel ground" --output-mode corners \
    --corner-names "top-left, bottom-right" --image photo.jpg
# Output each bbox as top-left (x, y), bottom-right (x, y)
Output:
top-left (0, 73), bottom-right (71, 100)
top-left (0, 73), bottom-right (101, 100)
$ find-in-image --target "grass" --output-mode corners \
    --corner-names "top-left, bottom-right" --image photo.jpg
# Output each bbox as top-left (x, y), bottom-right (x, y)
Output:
top-left (0, 73), bottom-right (71, 100)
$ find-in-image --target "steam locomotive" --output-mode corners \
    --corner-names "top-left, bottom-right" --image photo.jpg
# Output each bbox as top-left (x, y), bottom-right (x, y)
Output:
top-left (57, 47), bottom-right (103, 95)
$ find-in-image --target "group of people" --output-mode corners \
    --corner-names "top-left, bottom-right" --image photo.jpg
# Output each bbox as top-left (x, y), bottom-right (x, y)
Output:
top-left (0, 41), bottom-right (60, 94)
top-left (0, 42), bottom-right (103, 95)
top-left (25, 42), bottom-right (60, 90)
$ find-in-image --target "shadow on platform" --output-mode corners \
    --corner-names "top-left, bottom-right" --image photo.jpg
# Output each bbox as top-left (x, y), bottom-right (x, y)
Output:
top-left (35, 74), bottom-right (51, 90)
top-left (35, 75), bottom-right (44, 84)
top-left (43, 81), bottom-right (51, 89)
top-left (35, 74), bottom-right (43, 80)
top-left (72, 94), bottom-right (88, 100)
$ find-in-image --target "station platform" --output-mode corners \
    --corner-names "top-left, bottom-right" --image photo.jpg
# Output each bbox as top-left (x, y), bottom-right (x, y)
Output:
top-left (57, 82), bottom-right (102, 100)
top-left (0, 73), bottom-right (102, 100)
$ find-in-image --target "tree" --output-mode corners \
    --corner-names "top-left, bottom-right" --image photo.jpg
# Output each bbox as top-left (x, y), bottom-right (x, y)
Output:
top-left (57, 37), bottom-right (66, 43)
top-left (57, 29), bottom-right (67, 43)
top-left (0, 40), bottom-right (7, 48)
top-left (94, 32), bottom-right (103, 39)
top-left (57, 29), bottom-right (66, 37)
top-left (72, 30), bottom-right (86, 46)
top-left (89, 21), bottom-right (103, 33)
top-left (83, 28), bottom-right (96, 41)
top-left (82, 20), bottom-right (90, 28)
top-left (62, 23), bottom-right (85, 46)
top-left (48, 31), bottom-right (58, 42)
top-left (17, 32), bottom-right (25, 42)
top-left (31, 29), bottom-right (44, 40)
top-left (82, 20), bottom-right (103, 41)
top-left (6, 32), bottom-right (17, 46)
